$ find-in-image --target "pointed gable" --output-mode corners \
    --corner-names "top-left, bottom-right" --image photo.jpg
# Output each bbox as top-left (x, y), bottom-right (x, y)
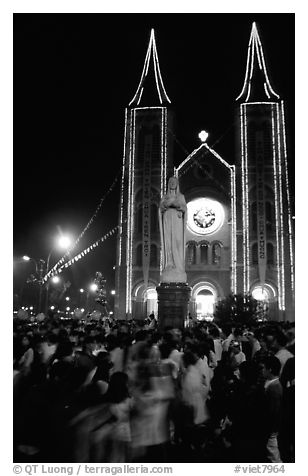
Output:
top-left (129, 29), bottom-right (171, 107)
top-left (236, 22), bottom-right (280, 103)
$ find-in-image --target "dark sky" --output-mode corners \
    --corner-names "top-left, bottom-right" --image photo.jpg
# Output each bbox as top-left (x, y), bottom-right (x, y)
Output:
top-left (13, 13), bottom-right (295, 301)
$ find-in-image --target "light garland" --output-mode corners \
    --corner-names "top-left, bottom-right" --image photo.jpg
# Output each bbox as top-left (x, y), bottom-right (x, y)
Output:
top-left (245, 102), bottom-right (277, 106)
top-left (129, 29), bottom-right (171, 107)
top-left (281, 101), bottom-right (295, 294)
top-left (275, 103), bottom-right (285, 310)
top-left (163, 107), bottom-right (167, 194)
top-left (160, 107), bottom-right (167, 274)
top-left (241, 104), bottom-right (250, 293)
top-left (236, 22), bottom-right (279, 103)
top-left (43, 171), bottom-right (121, 281)
top-left (230, 165), bottom-right (237, 294)
top-left (126, 109), bottom-right (134, 314)
top-left (176, 144), bottom-right (204, 173)
top-left (175, 143), bottom-right (233, 199)
top-left (240, 104), bottom-right (246, 293)
top-left (118, 108), bottom-right (128, 267)
top-left (45, 225), bottom-right (119, 279)
top-left (271, 105), bottom-right (282, 309)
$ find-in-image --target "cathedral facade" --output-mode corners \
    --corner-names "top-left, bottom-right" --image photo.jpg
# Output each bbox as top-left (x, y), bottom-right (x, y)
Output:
top-left (115, 24), bottom-right (294, 322)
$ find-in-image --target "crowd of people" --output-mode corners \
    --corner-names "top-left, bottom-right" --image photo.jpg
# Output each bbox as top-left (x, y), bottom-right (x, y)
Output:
top-left (13, 313), bottom-right (295, 463)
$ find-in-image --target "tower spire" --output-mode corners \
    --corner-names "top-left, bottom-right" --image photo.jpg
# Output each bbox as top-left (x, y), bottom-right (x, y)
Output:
top-left (129, 29), bottom-right (171, 107)
top-left (236, 22), bottom-right (279, 103)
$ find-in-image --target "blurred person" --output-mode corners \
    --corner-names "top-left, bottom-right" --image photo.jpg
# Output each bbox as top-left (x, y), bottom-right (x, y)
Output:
top-left (273, 332), bottom-right (294, 374)
top-left (279, 356), bottom-right (295, 462)
top-left (130, 360), bottom-right (172, 462)
top-left (18, 334), bottom-right (34, 376)
top-left (260, 355), bottom-right (283, 462)
top-left (97, 372), bottom-right (132, 462)
top-left (245, 330), bottom-right (261, 361)
top-left (180, 350), bottom-right (209, 453)
top-left (285, 326), bottom-right (295, 355)
top-left (210, 326), bottom-right (223, 362)
top-left (227, 361), bottom-right (266, 462)
top-left (229, 341), bottom-right (246, 378)
top-left (92, 351), bottom-right (113, 396)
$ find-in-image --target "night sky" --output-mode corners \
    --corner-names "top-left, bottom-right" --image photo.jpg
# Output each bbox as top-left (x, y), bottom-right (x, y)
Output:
top-left (13, 13), bottom-right (295, 305)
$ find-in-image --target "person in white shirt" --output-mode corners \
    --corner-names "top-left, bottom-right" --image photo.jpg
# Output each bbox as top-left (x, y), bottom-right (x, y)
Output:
top-left (273, 332), bottom-right (294, 374)
top-left (181, 350), bottom-right (208, 426)
top-left (210, 326), bottom-right (223, 362)
top-left (229, 340), bottom-right (246, 378)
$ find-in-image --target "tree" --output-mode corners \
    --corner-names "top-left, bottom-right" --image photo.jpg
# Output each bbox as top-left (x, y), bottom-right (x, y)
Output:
top-left (214, 293), bottom-right (260, 326)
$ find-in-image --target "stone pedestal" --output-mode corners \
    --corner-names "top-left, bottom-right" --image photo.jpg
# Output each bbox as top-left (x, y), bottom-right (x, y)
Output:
top-left (156, 282), bottom-right (191, 330)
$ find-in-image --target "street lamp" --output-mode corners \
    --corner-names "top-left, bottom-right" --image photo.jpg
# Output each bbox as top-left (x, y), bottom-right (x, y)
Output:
top-left (44, 234), bottom-right (72, 314)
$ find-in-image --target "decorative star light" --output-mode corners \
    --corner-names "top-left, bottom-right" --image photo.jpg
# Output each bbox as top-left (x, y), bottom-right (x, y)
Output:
top-left (198, 130), bottom-right (209, 143)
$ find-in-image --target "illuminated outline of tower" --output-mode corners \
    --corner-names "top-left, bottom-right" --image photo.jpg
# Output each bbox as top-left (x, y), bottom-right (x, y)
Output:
top-left (236, 22), bottom-right (294, 319)
top-left (115, 29), bottom-right (173, 319)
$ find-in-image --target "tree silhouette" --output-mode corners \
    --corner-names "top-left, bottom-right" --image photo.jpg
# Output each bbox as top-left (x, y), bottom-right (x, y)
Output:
top-left (214, 293), bottom-right (260, 326)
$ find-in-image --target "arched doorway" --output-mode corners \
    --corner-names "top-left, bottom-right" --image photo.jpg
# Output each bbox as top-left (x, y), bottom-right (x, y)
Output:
top-left (145, 288), bottom-right (158, 318)
top-left (195, 289), bottom-right (215, 320)
top-left (133, 282), bottom-right (158, 319)
top-left (251, 283), bottom-right (277, 321)
top-left (191, 282), bottom-right (220, 321)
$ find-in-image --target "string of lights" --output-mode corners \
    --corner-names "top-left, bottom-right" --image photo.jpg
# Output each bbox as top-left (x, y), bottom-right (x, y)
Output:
top-left (236, 22), bottom-right (279, 103)
top-left (43, 225), bottom-right (120, 280)
top-left (176, 144), bottom-right (232, 199)
top-left (43, 200), bottom-right (147, 282)
top-left (43, 170), bottom-right (121, 282)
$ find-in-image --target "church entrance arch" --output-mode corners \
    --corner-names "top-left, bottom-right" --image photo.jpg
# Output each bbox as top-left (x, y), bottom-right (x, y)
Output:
top-left (145, 288), bottom-right (158, 317)
top-left (191, 282), bottom-right (219, 320)
top-left (133, 282), bottom-right (158, 319)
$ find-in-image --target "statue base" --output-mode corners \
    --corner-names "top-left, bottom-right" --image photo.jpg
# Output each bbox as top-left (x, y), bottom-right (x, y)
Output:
top-left (156, 282), bottom-right (191, 331)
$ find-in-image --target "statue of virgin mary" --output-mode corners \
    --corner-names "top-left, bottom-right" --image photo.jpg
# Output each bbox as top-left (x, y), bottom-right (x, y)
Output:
top-left (159, 176), bottom-right (187, 283)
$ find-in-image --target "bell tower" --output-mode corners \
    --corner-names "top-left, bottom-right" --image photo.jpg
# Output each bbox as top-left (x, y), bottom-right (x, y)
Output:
top-left (236, 22), bottom-right (294, 320)
top-left (115, 29), bottom-right (174, 319)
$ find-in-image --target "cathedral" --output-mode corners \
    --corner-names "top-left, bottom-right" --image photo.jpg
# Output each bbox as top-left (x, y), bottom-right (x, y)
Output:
top-left (114, 23), bottom-right (295, 322)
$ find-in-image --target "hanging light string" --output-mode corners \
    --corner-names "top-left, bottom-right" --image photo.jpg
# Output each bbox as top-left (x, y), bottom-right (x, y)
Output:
top-left (179, 151), bottom-right (232, 198)
top-left (43, 206), bottom-right (140, 281)
top-left (169, 122), bottom-right (235, 198)
top-left (43, 224), bottom-right (120, 281)
top-left (44, 170), bottom-right (121, 281)
top-left (167, 120), bottom-right (235, 172)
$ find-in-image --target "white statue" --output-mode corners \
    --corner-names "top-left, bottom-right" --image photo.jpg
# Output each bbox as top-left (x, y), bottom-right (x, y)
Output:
top-left (159, 176), bottom-right (187, 283)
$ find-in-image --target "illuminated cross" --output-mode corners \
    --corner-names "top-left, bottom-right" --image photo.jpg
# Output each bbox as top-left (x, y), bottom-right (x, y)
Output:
top-left (198, 130), bottom-right (209, 143)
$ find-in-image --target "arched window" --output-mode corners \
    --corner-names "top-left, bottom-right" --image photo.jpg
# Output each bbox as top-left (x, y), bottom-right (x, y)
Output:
top-left (251, 202), bottom-right (257, 232)
top-left (137, 126), bottom-right (150, 163)
top-left (150, 244), bottom-right (158, 267)
top-left (150, 204), bottom-right (158, 233)
top-left (135, 244), bottom-right (143, 267)
top-left (212, 243), bottom-right (222, 265)
top-left (252, 243), bottom-right (258, 265)
top-left (200, 242), bottom-right (209, 265)
top-left (186, 242), bottom-right (197, 266)
top-left (137, 206), bottom-right (143, 234)
top-left (151, 125), bottom-right (161, 163)
top-left (266, 202), bottom-right (274, 232)
top-left (267, 243), bottom-right (274, 265)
